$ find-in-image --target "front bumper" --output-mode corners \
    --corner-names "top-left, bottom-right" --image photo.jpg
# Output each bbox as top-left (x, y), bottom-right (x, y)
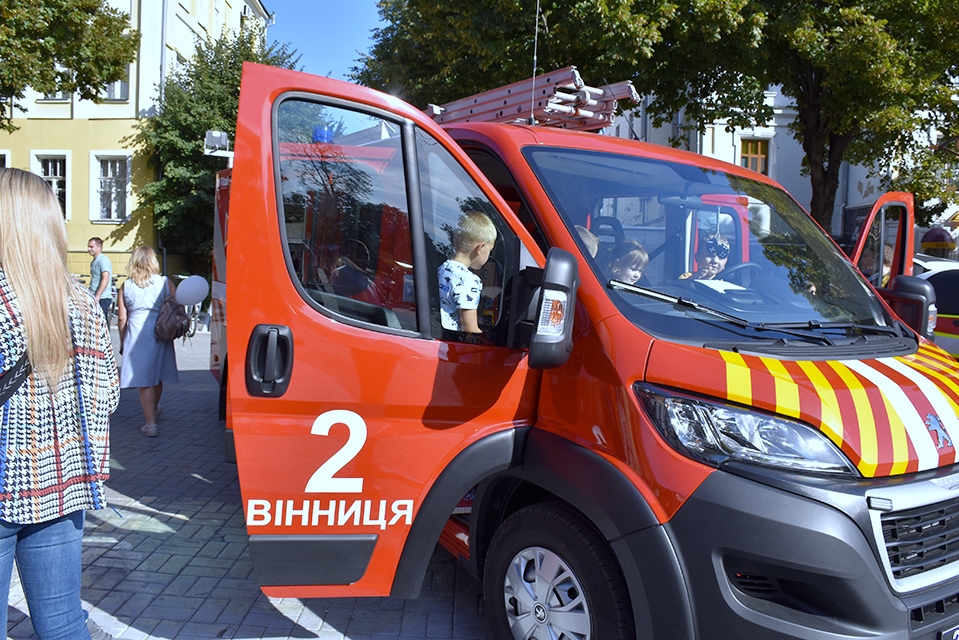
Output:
top-left (652, 466), bottom-right (959, 639)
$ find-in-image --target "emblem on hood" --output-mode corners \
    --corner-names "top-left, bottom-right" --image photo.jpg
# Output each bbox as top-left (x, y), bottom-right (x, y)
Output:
top-left (926, 414), bottom-right (954, 450)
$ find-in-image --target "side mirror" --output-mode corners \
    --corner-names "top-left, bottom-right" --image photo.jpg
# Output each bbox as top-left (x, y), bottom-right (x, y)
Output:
top-left (508, 248), bottom-right (579, 369)
top-left (882, 275), bottom-right (937, 340)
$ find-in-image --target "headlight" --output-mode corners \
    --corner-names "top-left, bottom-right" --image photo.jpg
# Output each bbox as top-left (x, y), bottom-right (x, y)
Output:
top-left (635, 383), bottom-right (859, 476)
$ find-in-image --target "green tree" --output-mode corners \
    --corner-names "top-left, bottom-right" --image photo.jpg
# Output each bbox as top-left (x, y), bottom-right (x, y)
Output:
top-left (351, 0), bottom-right (673, 107)
top-left (354, 0), bottom-right (959, 228)
top-left (0, 0), bottom-right (140, 132)
top-left (641, 0), bottom-right (959, 228)
top-left (128, 26), bottom-right (298, 271)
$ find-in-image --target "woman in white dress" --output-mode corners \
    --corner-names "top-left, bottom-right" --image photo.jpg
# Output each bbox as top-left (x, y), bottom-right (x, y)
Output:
top-left (117, 246), bottom-right (178, 436)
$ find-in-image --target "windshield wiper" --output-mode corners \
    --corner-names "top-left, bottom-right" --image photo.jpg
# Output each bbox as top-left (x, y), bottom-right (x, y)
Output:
top-left (609, 280), bottom-right (749, 325)
top-left (760, 321), bottom-right (900, 337)
top-left (608, 280), bottom-right (836, 346)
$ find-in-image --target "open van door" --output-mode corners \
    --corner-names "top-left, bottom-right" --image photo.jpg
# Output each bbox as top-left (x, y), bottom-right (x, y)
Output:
top-left (227, 63), bottom-right (561, 598)
top-left (848, 191), bottom-right (915, 284)
top-left (846, 192), bottom-right (937, 337)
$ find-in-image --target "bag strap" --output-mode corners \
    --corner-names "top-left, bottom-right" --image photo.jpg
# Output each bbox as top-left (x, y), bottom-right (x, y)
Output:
top-left (0, 351), bottom-right (31, 405)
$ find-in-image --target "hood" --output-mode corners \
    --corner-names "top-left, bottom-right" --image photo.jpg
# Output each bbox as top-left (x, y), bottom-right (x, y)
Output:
top-left (645, 341), bottom-right (959, 478)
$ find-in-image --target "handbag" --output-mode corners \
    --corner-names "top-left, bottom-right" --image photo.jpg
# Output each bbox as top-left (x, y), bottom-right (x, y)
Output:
top-left (0, 352), bottom-right (31, 405)
top-left (154, 280), bottom-right (190, 341)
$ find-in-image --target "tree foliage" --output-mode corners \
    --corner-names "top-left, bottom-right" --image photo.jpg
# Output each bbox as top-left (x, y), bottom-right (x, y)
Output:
top-left (642, 0), bottom-right (959, 227)
top-left (0, 0), bottom-right (140, 132)
top-left (354, 0), bottom-right (959, 227)
top-left (351, 0), bottom-right (674, 107)
top-left (129, 26), bottom-right (298, 269)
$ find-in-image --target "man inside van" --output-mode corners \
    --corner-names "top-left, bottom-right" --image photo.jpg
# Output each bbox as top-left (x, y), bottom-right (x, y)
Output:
top-left (680, 233), bottom-right (730, 280)
top-left (87, 237), bottom-right (113, 318)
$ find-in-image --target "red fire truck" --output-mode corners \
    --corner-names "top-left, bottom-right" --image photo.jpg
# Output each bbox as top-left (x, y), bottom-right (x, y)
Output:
top-left (211, 62), bottom-right (959, 639)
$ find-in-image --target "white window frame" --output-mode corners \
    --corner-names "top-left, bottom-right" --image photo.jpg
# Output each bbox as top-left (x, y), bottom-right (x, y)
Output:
top-left (89, 151), bottom-right (133, 222)
top-left (0, 150), bottom-right (9, 169)
top-left (39, 90), bottom-right (71, 102)
top-left (103, 70), bottom-right (130, 102)
top-left (31, 151), bottom-right (72, 220)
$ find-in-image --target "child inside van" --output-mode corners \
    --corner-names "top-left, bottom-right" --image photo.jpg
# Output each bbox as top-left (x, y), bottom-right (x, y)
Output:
top-left (607, 239), bottom-right (649, 285)
top-left (575, 225), bottom-right (600, 258)
top-left (438, 211), bottom-right (497, 334)
top-left (680, 233), bottom-right (730, 280)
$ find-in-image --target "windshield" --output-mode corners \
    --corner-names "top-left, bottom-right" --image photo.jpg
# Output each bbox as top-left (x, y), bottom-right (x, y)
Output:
top-left (524, 147), bottom-right (907, 351)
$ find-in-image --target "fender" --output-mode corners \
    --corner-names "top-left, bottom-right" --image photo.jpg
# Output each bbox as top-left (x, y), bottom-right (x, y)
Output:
top-left (519, 428), bottom-right (660, 537)
top-left (392, 427), bottom-right (695, 638)
top-left (390, 427), bottom-right (528, 597)
top-left (515, 429), bottom-right (694, 638)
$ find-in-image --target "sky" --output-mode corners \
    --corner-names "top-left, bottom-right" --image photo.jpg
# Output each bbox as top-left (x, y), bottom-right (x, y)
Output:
top-left (263, 0), bottom-right (384, 81)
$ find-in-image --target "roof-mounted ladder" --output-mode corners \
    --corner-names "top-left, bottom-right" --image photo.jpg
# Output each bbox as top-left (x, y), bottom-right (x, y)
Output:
top-left (426, 66), bottom-right (639, 132)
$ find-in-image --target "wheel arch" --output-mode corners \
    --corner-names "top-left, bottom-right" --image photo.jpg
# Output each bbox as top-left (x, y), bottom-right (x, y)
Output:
top-left (472, 429), bottom-right (694, 640)
top-left (391, 427), bottom-right (695, 639)
top-left (390, 427), bottom-right (529, 598)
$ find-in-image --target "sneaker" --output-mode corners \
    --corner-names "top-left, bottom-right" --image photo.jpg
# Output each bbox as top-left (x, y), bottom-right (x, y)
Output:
top-left (155, 405), bottom-right (163, 420)
top-left (87, 618), bottom-right (114, 640)
top-left (140, 423), bottom-right (158, 437)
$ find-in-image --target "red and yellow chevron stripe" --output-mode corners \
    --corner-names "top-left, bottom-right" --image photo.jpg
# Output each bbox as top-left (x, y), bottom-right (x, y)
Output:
top-left (713, 344), bottom-right (959, 477)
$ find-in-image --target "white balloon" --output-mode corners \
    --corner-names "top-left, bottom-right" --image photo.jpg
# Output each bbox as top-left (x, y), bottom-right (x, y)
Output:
top-left (175, 275), bottom-right (210, 306)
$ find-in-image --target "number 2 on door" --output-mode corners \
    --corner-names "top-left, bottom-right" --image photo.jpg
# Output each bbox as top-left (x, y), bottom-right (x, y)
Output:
top-left (305, 410), bottom-right (366, 493)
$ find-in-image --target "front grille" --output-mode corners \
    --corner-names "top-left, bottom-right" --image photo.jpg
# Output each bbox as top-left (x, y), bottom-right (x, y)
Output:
top-left (882, 499), bottom-right (959, 579)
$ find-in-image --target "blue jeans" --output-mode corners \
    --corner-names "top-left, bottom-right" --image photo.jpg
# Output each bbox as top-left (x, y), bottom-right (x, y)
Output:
top-left (0, 512), bottom-right (90, 640)
top-left (98, 298), bottom-right (112, 320)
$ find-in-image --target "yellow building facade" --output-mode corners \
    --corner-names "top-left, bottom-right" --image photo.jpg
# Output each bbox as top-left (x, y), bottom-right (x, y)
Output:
top-left (1, 0), bottom-right (270, 284)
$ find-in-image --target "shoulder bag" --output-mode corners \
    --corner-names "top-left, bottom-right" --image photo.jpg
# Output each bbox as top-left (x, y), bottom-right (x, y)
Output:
top-left (154, 278), bottom-right (190, 341)
top-left (0, 352), bottom-right (31, 405)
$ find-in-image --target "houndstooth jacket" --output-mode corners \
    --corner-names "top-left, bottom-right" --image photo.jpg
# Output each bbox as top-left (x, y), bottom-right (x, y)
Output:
top-left (0, 269), bottom-right (120, 524)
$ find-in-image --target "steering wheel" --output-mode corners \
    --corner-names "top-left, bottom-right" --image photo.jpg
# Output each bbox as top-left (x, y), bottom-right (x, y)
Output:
top-left (721, 262), bottom-right (763, 286)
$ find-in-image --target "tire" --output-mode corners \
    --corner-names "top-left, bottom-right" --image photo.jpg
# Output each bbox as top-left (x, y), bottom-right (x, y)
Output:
top-left (484, 502), bottom-right (635, 640)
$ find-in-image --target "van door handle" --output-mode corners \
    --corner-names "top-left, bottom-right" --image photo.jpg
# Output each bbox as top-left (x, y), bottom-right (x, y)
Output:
top-left (245, 324), bottom-right (294, 397)
top-left (263, 329), bottom-right (278, 384)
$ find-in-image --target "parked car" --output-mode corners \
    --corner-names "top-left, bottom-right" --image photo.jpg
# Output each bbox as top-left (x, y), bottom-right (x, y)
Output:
top-left (914, 253), bottom-right (959, 356)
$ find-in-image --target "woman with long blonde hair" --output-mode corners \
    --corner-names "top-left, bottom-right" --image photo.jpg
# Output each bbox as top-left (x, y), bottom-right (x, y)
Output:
top-left (0, 168), bottom-right (119, 639)
top-left (117, 245), bottom-right (178, 435)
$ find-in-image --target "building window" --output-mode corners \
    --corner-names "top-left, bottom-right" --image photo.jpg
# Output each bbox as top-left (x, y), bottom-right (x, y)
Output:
top-left (0, 155), bottom-right (6, 169)
top-left (104, 69), bottom-right (130, 101)
top-left (741, 139), bottom-right (769, 175)
top-left (96, 157), bottom-right (129, 220)
top-left (41, 90), bottom-right (71, 102)
top-left (40, 157), bottom-right (67, 216)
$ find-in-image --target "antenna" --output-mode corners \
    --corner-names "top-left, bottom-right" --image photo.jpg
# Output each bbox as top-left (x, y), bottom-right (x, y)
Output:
top-left (528, 0), bottom-right (541, 125)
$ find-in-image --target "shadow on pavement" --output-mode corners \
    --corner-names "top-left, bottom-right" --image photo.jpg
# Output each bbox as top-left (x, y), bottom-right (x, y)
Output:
top-left (7, 350), bottom-right (490, 639)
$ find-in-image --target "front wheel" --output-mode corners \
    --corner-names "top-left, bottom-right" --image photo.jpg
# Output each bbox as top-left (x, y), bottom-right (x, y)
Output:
top-left (484, 502), bottom-right (634, 640)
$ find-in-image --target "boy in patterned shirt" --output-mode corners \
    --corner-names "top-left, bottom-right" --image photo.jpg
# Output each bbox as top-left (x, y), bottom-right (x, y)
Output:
top-left (438, 211), bottom-right (497, 335)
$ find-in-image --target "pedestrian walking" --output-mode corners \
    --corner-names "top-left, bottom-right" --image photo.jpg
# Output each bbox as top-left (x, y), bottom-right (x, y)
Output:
top-left (0, 168), bottom-right (120, 639)
top-left (116, 246), bottom-right (179, 436)
top-left (87, 237), bottom-right (113, 319)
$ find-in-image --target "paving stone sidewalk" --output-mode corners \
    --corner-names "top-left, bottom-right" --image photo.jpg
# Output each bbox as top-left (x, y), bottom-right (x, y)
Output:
top-left (7, 333), bottom-right (493, 640)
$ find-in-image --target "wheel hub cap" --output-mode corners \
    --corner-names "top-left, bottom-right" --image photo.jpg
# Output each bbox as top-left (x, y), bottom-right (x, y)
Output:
top-left (533, 603), bottom-right (548, 623)
top-left (502, 546), bottom-right (590, 640)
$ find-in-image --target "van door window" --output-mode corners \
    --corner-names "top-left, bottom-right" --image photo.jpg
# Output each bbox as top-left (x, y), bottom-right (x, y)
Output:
top-left (462, 147), bottom-right (550, 254)
top-left (275, 99), bottom-right (416, 332)
top-left (415, 130), bottom-right (520, 346)
top-left (856, 214), bottom-right (886, 286)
